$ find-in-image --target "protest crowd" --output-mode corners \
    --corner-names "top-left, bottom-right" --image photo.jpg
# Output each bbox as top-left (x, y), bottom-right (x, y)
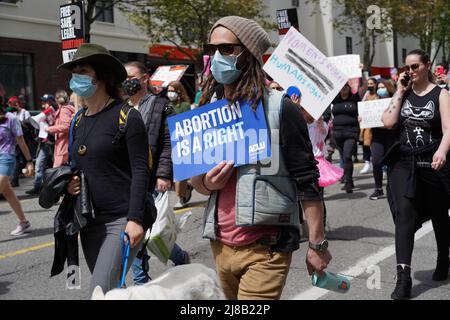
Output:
top-left (1, 14), bottom-right (450, 302)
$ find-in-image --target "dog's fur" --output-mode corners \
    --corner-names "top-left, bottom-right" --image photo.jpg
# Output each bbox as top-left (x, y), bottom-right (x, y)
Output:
top-left (91, 263), bottom-right (225, 300)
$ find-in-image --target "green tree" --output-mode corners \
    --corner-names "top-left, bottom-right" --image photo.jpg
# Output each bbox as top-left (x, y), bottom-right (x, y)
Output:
top-left (307, 0), bottom-right (395, 70)
top-left (69, 0), bottom-right (140, 43)
top-left (118, 0), bottom-right (275, 70)
top-left (384, 0), bottom-right (450, 67)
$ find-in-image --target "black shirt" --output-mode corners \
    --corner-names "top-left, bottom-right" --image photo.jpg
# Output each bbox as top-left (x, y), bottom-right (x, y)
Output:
top-left (400, 86), bottom-right (443, 149)
top-left (331, 93), bottom-right (361, 131)
top-left (280, 97), bottom-right (321, 201)
top-left (275, 97), bottom-right (322, 253)
top-left (72, 100), bottom-right (150, 224)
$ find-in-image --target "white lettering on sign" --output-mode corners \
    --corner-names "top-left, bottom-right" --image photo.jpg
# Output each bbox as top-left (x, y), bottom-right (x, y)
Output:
top-left (60, 6), bottom-right (72, 18)
top-left (60, 17), bottom-right (73, 29)
top-left (61, 28), bottom-right (76, 40)
top-left (359, 98), bottom-right (392, 129)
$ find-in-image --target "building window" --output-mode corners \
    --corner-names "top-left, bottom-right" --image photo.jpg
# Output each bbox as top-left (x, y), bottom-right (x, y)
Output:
top-left (0, 52), bottom-right (35, 109)
top-left (95, 1), bottom-right (114, 23)
top-left (346, 37), bottom-right (353, 54)
top-left (292, 0), bottom-right (299, 7)
top-left (402, 48), bottom-right (407, 62)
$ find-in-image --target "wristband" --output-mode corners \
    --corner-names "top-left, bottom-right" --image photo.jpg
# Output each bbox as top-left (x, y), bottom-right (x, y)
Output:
top-left (202, 174), bottom-right (214, 193)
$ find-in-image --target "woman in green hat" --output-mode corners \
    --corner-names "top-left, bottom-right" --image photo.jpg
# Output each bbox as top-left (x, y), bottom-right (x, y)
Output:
top-left (60, 43), bottom-right (152, 296)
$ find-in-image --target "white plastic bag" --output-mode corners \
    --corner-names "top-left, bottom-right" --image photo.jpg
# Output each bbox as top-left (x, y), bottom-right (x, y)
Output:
top-left (145, 192), bottom-right (191, 264)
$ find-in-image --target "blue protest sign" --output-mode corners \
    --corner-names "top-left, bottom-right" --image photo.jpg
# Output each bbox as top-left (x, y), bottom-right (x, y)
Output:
top-left (167, 99), bottom-right (271, 182)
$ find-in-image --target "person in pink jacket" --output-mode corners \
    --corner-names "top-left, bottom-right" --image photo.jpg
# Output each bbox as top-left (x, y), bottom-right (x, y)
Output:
top-left (45, 90), bottom-right (75, 167)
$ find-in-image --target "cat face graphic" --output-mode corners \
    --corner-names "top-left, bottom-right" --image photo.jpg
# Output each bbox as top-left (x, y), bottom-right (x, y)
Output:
top-left (401, 100), bottom-right (435, 120)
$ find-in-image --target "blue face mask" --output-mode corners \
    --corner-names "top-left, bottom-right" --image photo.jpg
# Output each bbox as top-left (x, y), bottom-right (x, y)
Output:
top-left (377, 88), bottom-right (389, 98)
top-left (70, 74), bottom-right (97, 98)
top-left (210, 50), bottom-right (243, 85)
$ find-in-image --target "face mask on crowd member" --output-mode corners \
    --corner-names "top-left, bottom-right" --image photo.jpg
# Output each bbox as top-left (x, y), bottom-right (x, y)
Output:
top-left (367, 78), bottom-right (377, 94)
top-left (377, 87), bottom-right (389, 98)
top-left (208, 44), bottom-right (245, 85)
top-left (70, 74), bottom-right (98, 98)
top-left (122, 78), bottom-right (142, 97)
top-left (167, 91), bottom-right (179, 102)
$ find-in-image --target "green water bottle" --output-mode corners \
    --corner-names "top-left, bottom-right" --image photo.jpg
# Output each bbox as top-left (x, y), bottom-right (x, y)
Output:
top-left (312, 271), bottom-right (350, 293)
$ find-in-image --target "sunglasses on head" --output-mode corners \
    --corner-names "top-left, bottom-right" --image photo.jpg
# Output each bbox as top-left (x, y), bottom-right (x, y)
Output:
top-left (403, 63), bottom-right (422, 72)
top-left (203, 43), bottom-right (244, 56)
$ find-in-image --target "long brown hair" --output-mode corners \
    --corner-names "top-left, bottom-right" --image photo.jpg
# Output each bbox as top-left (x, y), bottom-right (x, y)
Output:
top-left (199, 53), bottom-right (268, 110)
top-left (168, 81), bottom-right (191, 104)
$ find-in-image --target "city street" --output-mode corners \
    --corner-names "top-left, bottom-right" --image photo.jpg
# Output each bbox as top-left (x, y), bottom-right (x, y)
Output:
top-left (0, 160), bottom-right (449, 300)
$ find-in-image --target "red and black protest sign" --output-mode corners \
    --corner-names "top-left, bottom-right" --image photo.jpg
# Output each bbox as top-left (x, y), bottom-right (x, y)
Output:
top-left (276, 8), bottom-right (299, 36)
top-left (60, 1), bottom-right (85, 63)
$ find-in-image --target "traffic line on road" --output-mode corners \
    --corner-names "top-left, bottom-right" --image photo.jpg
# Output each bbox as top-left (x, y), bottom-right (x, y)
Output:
top-left (174, 203), bottom-right (207, 214)
top-left (291, 221), bottom-right (434, 300)
top-left (0, 241), bottom-right (54, 261)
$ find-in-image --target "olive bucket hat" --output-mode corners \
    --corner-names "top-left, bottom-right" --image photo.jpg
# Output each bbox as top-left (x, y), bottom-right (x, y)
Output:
top-left (57, 43), bottom-right (127, 84)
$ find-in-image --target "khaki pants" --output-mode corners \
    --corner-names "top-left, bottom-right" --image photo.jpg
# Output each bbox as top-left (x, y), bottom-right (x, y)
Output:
top-left (210, 240), bottom-right (292, 300)
top-left (175, 180), bottom-right (188, 198)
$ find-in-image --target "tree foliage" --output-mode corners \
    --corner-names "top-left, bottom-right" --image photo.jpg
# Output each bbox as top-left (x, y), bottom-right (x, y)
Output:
top-left (118, 0), bottom-right (276, 69)
top-left (307, 0), bottom-right (395, 69)
top-left (69, 0), bottom-right (143, 42)
top-left (307, 0), bottom-right (450, 68)
top-left (391, 0), bottom-right (450, 66)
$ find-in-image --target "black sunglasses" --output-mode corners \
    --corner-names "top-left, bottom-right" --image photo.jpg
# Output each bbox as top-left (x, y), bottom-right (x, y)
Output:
top-left (203, 43), bottom-right (244, 56)
top-left (403, 63), bottom-right (422, 72)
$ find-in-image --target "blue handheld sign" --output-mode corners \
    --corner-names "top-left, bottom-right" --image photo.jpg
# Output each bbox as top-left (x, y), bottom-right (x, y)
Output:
top-left (167, 99), bottom-right (271, 182)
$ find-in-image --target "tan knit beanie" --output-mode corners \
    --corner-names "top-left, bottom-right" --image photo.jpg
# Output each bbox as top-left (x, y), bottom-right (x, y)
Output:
top-left (209, 16), bottom-right (271, 65)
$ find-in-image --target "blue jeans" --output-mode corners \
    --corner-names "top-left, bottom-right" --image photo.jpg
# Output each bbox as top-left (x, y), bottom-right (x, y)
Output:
top-left (131, 191), bottom-right (188, 285)
top-left (34, 143), bottom-right (50, 191)
top-left (131, 243), bottom-right (187, 285)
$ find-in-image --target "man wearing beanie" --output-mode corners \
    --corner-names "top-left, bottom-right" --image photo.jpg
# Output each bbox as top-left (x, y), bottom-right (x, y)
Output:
top-left (191, 16), bottom-right (332, 300)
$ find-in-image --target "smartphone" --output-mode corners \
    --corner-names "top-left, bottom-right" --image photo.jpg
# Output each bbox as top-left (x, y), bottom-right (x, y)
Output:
top-left (401, 73), bottom-right (410, 87)
top-left (436, 66), bottom-right (445, 75)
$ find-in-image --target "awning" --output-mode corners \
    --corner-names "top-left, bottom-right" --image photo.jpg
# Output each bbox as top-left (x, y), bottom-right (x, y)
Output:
top-left (149, 44), bottom-right (199, 61)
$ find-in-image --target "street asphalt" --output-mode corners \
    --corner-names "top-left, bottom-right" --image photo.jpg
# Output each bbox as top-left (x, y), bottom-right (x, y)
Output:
top-left (0, 157), bottom-right (449, 300)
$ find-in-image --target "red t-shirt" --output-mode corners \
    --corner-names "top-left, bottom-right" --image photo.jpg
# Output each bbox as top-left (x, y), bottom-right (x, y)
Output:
top-left (216, 170), bottom-right (278, 246)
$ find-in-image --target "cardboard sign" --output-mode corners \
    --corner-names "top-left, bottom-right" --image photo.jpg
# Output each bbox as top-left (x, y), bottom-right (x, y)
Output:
top-left (60, 1), bottom-right (85, 63)
top-left (359, 98), bottom-right (391, 129)
top-left (264, 27), bottom-right (348, 120)
top-left (150, 65), bottom-right (188, 88)
top-left (167, 99), bottom-right (271, 182)
top-left (276, 8), bottom-right (299, 36)
top-left (328, 55), bottom-right (362, 79)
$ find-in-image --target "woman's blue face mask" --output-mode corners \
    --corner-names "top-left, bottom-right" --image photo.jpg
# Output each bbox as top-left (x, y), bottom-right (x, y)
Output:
top-left (210, 50), bottom-right (244, 85)
top-left (70, 74), bottom-right (97, 98)
top-left (377, 87), bottom-right (389, 98)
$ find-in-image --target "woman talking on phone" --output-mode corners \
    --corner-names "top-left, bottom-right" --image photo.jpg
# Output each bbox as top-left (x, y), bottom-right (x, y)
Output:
top-left (382, 49), bottom-right (450, 300)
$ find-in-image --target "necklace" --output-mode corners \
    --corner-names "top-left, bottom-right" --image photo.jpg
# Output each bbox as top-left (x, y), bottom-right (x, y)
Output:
top-left (77, 97), bottom-right (111, 156)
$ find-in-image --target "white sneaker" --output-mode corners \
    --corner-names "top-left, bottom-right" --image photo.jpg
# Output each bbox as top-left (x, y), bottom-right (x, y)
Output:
top-left (360, 161), bottom-right (372, 174)
top-left (10, 221), bottom-right (32, 236)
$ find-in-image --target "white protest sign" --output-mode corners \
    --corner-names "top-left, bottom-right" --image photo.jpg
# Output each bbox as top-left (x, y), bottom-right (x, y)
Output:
top-left (359, 98), bottom-right (391, 129)
top-left (328, 55), bottom-right (362, 79)
top-left (264, 27), bottom-right (348, 120)
top-left (150, 65), bottom-right (188, 88)
top-left (38, 122), bottom-right (49, 139)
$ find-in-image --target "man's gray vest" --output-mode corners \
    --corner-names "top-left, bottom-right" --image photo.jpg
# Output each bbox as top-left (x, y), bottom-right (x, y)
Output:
top-left (202, 90), bottom-right (300, 240)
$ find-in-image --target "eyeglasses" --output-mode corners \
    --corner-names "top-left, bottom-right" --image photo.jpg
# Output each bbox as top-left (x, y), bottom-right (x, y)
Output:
top-left (203, 43), bottom-right (244, 56)
top-left (403, 63), bottom-right (422, 72)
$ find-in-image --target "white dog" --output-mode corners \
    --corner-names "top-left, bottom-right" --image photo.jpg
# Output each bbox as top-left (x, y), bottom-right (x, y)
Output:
top-left (91, 263), bottom-right (225, 300)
